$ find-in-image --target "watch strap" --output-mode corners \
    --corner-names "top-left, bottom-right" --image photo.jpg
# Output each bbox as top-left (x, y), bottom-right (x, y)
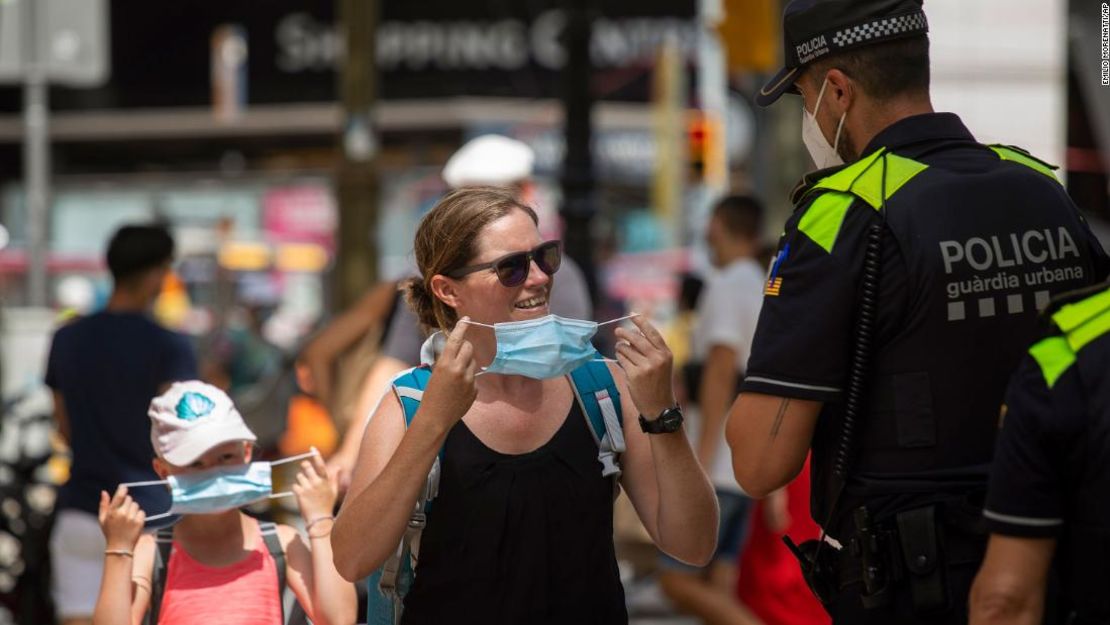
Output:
top-left (639, 406), bottom-right (683, 434)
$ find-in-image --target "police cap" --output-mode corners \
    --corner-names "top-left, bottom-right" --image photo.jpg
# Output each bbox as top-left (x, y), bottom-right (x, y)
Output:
top-left (756, 0), bottom-right (928, 107)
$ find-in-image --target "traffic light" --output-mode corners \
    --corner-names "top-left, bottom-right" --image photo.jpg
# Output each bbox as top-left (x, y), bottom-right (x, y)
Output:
top-left (688, 110), bottom-right (725, 186)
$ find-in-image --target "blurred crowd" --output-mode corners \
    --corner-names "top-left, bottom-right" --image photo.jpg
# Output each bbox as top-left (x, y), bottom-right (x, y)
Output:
top-left (1, 135), bottom-right (826, 625)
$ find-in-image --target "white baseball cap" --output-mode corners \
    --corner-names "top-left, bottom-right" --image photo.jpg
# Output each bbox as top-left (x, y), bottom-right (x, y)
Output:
top-left (149, 381), bottom-right (257, 467)
top-left (442, 134), bottom-right (535, 189)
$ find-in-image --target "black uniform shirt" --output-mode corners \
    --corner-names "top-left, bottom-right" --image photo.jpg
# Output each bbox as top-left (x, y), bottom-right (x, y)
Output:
top-left (985, 344), bottom-right (1091, 536)
top-left (985, 286), bottom-right (1110, 617)
top-left (740, 112), bottom-right (1110, 532)
top-left (744, 113), bottom-right (1108, 402)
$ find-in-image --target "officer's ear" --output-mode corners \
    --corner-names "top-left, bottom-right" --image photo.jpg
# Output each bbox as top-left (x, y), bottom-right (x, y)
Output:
top-left (824, 68), bottom-right (855, 114)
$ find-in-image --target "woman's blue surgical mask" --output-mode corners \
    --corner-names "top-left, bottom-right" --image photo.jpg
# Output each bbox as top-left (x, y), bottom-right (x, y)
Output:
top-left (440, 314), bottom-right (636, 380)
top-left (120, 450), bottom-right (317, 521)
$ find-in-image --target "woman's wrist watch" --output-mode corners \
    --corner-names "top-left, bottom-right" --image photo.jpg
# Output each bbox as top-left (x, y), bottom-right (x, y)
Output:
top-left (639, 405), bottom-right (684, 434)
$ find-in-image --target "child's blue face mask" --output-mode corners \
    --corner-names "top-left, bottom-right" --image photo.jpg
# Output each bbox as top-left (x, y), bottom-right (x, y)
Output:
top-left (423, 314), bottom-right (635, 380)
top-left (121, 450), bottom-right (316, 522)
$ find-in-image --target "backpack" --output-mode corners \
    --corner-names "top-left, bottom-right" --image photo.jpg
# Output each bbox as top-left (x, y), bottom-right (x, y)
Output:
top-left (147, 521), bottom-right (302, 625)
top-left (366, 360), bottom-right (626, 625)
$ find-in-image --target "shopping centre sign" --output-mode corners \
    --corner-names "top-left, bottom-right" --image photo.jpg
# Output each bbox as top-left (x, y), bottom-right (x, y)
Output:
top-left (0, 0), bottom-right (696, 112)
top-left (277, 9), bottom-right (696, 76)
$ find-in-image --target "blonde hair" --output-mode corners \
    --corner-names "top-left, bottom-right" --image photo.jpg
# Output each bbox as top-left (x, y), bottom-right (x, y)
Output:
top-left (403, 187), bottom-right (538, 332)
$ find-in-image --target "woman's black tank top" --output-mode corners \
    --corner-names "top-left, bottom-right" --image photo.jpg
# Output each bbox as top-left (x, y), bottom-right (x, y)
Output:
top-left (400, 401), bottom-right (628, 624)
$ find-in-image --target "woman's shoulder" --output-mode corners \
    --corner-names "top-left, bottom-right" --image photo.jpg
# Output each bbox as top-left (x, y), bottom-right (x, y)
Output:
top-left (600, 361), bottom-right (631, 394)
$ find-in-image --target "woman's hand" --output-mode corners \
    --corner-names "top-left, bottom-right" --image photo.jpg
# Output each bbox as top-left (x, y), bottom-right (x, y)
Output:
top-left (293, 451), bottom-right (340, 522)
top-left (615, 315), bottom-right (677, 419)
top-left (419, 319), bottom-right (478, 432)
top-left (97, 486), bottom-right (145, 551)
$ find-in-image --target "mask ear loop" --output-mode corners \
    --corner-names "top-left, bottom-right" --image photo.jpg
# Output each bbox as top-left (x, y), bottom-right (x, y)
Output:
top-left (267, 448), bottom-right (319, 467)
top-left (266, 447), bottom-right (321, 499)
top-left (832, 111), bottom-right (847, 158)
top-left (592, 313), bottom-right (641, 363)
top-left (454, 319), bottom-right (497, 376)
top-left (116, 480), bottom-right (176, 522)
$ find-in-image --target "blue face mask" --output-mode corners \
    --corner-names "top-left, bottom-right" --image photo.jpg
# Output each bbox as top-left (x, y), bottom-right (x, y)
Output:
top-left (451, 314), bottom-right (635, 380)
top-left (120, 450), bottom-right (316, 521)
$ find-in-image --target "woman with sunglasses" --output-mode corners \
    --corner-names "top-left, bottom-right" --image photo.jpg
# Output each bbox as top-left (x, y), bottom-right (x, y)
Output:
top-left (332, 187), bottom-right (718, 624)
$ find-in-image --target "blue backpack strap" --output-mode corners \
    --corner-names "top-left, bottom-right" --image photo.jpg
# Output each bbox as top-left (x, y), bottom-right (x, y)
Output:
top-left (569, 358), bottom-right (625, 478)
top-left (391, 366), bottom-right (433, 428)
top-left (368, 365), bottom-right (437, 625)
top-left (391, 366), bottom-right (440, 467)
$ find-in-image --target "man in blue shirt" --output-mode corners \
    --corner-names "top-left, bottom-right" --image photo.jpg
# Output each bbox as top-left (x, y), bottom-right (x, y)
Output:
top-left (46, 224), bottom-right (196, 625)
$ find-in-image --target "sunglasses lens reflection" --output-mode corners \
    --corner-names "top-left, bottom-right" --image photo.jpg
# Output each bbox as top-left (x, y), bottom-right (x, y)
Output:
top-left (537, 243), bottom-right (561, 275)
top-left (496, 254), bottom-right (530, 287)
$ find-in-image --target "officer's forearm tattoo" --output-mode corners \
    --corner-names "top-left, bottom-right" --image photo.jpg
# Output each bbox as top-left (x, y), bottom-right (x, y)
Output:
top-left (769, 399), bottom-right (790, 439)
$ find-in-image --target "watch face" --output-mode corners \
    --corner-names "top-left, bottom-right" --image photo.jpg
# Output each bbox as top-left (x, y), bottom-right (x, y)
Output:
top-left (660, 408), bottom-right (683, 432)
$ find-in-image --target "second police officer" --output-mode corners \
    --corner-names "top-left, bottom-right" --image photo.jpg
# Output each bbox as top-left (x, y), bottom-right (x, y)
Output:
top-left (724, 0), bottom-right (1110, 623)
top-left (969, 281), bottom-right (1110, 625)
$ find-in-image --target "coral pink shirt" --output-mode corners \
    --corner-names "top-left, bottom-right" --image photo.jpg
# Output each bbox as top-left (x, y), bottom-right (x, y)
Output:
top-left (158, 518), bottom-right (284, 625)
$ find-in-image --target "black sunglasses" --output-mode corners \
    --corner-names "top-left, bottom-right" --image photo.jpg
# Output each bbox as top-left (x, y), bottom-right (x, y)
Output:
top-left (446, 240), bottom-right (562, 287)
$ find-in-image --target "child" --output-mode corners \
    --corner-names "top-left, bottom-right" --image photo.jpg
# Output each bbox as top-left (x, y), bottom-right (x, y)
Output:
top-left (91, 381), bottom-right (356, 625)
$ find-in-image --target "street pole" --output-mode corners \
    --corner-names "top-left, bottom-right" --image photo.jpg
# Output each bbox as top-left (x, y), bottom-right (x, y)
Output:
top-left (335, 0), bottom-right (379, 310)
top-left (23, 0), bottom-right (50, 307)
top-left (698, 0), bottom-right (728, 199)
top-left (560, 0), bottom-right (598, 305)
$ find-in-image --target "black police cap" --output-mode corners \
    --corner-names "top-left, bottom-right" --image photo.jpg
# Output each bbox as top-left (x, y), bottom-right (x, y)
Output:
top-left (756, 0), bottom-right (928, 107)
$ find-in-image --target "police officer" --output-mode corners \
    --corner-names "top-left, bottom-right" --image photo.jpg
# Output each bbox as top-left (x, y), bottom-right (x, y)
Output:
top-left (969, 283), bottom-right (1110, 625)
top-left (723, 0), bottom-right (1110, 623)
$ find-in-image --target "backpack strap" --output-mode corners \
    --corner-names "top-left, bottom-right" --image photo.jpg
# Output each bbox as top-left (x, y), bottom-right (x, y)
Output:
top-left (569, 358), bottom-right (625, 478)
top-left (146, 527), bottom-right (175, 625)
top-left (257, 521), bottom-right (289, 624)
top-left (391, 365), bottom-right (441, 501)
top-left (372, 366), bottom-right (436, 624)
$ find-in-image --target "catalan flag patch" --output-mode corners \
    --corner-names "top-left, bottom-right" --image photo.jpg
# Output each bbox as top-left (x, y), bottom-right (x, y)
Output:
top-left (764, 243), bottom-right (790, 297)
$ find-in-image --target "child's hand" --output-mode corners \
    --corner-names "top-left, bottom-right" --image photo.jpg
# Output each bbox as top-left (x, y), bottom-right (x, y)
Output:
top-left (98, 486), bottom-right (146, 551)
top-left (292, 451), bottom-right (339, 523)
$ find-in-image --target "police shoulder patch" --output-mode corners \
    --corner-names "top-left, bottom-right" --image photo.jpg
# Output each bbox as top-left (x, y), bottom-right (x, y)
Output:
top-left (1030, 282), bottom-right (1110, 386)
top-left (989, 144), bottom-right (1059, 182)
top-left (798, 191), bottom-right (855, 254)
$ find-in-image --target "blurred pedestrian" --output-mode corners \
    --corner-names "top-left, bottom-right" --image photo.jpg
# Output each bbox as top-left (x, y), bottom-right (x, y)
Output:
top-left (736, 457), bottom-right (830, 625)
top-left (658, 195), bottom-right (766, 625)
top-left (45, 224), bottom-right (197, 625)
top-left (332, 187), bottom-right (718, 623)
top-left (91, 381), bottom-right (356, 625)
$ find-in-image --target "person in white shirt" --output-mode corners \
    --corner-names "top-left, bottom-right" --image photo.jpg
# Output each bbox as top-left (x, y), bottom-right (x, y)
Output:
top-left (659, 195), bottom-right (768, 625)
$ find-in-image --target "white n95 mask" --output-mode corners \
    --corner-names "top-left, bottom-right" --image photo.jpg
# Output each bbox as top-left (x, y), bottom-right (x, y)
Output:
top-left (802, 77), bottom-right (846, 169)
